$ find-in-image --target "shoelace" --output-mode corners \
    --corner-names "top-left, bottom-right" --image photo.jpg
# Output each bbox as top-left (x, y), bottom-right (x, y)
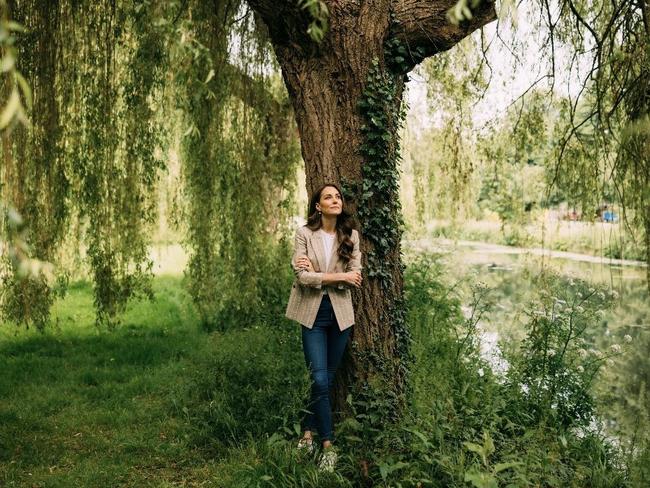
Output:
top-left (318, 449), bottom-right (338, 472)
top-left (297, 437), bottom-right (315, 453)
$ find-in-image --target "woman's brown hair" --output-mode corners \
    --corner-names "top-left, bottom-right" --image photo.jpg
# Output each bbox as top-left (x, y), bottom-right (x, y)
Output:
top-left (305, 182), bottom-right (357, 263)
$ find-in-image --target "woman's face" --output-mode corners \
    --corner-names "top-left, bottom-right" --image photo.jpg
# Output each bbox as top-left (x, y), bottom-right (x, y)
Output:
top-left (316, 186), bottom-right (343, 217)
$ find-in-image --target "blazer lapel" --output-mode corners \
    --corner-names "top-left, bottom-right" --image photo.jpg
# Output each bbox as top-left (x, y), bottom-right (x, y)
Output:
top-left (310, 229), bottom-right (340, 273)
top-left (310, 231), bottom-right (326, 273)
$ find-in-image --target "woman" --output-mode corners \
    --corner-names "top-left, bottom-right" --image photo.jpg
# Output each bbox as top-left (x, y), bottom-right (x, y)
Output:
top-left (285, 182), bottom-right (362, 472)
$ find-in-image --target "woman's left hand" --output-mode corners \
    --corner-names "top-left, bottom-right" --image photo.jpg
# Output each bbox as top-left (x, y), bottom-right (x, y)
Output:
top-left (296, 256), bottom-right (314, 272)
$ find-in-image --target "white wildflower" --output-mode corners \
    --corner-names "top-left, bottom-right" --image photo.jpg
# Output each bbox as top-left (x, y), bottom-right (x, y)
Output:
top-left (577, 365), bottom-right (585, 373)
top-left (610, 344), bottom-right (621, 353)
top-left (606, 358), bottom-right (615, 366)
top-left (577, 348), bottom-right (588, 358)
top-left (611, 290), bottom-right (619, 299)
top-left (623, 334), bottom-right (632, 343)
top-left (478, 368), bottom-right (484, 377)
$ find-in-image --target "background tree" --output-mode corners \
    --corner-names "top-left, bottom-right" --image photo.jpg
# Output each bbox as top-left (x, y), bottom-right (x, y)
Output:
top-left (531, 0), bottom-right (650, 286)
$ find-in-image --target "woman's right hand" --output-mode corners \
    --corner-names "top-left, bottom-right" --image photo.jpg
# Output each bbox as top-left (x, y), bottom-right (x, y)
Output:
top-left (342, 271), bottom-right (362, 288)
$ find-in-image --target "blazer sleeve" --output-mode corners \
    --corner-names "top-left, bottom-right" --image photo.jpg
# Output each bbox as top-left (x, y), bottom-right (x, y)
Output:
top-left (291, 227), bottom-right (323, 288)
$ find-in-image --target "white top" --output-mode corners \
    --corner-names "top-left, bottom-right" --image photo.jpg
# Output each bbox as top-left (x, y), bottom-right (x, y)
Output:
top-left (320, 229), bottom-right (336, 295)
top-left (321, 230), bottom-right (336, 270)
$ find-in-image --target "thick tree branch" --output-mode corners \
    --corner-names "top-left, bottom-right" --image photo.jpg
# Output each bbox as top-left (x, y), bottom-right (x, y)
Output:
top-left (249, 0), bottom-right (496, 59)
top-left (246, 0), bottom-right (314, 50)
top-left (392, 0), bottom-right (497, 62)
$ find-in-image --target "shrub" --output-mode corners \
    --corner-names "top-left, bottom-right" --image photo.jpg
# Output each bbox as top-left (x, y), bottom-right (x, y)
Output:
top-left (329, 254), bottom-right (629, 487)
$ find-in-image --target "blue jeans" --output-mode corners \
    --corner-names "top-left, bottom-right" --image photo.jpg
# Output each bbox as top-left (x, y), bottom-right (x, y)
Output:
top-left (301, 294), bottom-right (352, 442)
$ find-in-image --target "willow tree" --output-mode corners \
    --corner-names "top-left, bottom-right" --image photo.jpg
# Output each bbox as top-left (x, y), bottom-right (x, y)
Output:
top-left (171, 1), bottom-right (300, 330)
top-left (1, 0), bottom-right (301, 332)
top-left (6, 0), bottom-right (170, 328)
top-left (1, 0), bottom-right (68, 329)
top-left (241, 0), bottom-right (496, 417)
top-left (534, 0), bottom-right (650, 289)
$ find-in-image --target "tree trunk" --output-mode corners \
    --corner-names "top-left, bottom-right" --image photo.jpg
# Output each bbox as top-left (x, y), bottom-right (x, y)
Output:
top-left (271, 2), bottom-right (413, 422)
top-left (247, 0), bottom-right (496, 425)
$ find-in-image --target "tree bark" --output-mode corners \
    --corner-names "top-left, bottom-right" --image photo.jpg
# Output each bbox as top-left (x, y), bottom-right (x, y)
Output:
top-left (247, 0), bottom-right (496, 427)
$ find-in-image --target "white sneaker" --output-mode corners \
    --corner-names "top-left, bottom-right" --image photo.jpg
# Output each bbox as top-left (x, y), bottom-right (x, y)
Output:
top-left (297, 437), bottom-right (315, 454)
top-left (317, 448), bottom-right (338, 472)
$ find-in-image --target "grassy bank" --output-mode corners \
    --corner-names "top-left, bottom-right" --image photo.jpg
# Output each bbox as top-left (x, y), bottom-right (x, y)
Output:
top-left (1, 262), bottom-right (646, 486)
top-left (0, 276), bottom-right (311, 486)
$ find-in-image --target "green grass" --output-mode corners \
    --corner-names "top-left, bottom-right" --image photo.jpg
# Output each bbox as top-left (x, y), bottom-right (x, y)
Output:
top-left (0, 276), bottom-right (317, 487)
top-left (1, 265), bottom-right (642, 487)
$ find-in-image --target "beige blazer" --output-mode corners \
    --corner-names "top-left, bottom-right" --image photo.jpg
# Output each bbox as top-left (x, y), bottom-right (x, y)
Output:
top-left (285, 225), bottom-right (361, 330)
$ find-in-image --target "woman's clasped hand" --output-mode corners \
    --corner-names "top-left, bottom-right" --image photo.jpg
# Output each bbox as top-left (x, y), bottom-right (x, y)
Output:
top-left (296, 256), bottom-right (315, 272)
top-left (345, 270), bottom-right (362, 287)
top-left (295, 256), bottom-right (362, 288)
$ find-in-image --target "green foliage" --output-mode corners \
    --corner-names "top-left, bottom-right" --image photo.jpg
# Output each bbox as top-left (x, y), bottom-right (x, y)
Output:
top-left (0, 269), bottom-right (67, 331)
top-left (351, 35), bottom-right (415, 424)
top-left (63, 0), bottom-right (167, 327)
top-left (177, 324), bottom-right (308, 456)
top-left (297, 0), bottom-right (329, 43)
top-left (475, 90), bottom-right (554, 242)
top-left (504, 275), bottom-right (618, 429)
top-left (356, 55), bottom-right (407, 289)
top-left (401, 34), bottom-right (491, 226)
top-left (2, 0), bottom-right (300, 330)
top-left (1, 0), bottom-right (69, 329)
top-left (447, 0), bottom-right (484, 26)
top-left (172, 1), bottom-right (300, 331)
top-left (305, 253), bottom-right (629, 486)
top-left (545, 94), bottom-right (613, 213)
top-left (384, 36), bottom-right (426, 75)
top-left (534, 0), bottom-right (650, 287)
top-left (0, 1), bottom-right (30, 130)
top-left (0, 0), bottom-right (172, 329)
top-left (595, 282), bottom-right (650, 483)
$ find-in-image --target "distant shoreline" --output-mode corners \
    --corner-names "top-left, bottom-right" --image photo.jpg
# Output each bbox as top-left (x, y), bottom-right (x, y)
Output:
top-left (405, 237), bottom-right (647, 268)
